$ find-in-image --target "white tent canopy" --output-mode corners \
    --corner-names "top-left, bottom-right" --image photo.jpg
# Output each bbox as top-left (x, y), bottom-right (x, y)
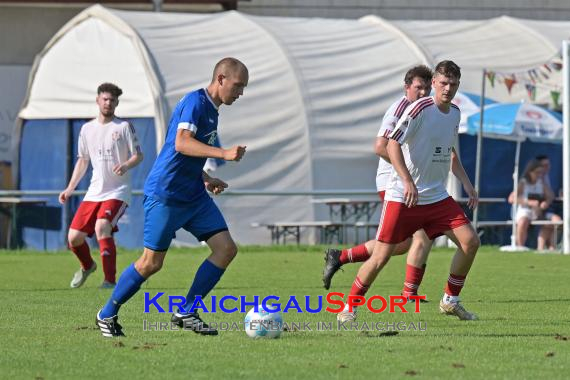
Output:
top-left (16, 5), bottom-right (569, 245)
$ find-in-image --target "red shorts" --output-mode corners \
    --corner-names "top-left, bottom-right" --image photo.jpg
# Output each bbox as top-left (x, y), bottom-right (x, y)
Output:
top-left (377, 197), bottom-right (470, 244)
top-left (70, 199), bottom-right (127, 237)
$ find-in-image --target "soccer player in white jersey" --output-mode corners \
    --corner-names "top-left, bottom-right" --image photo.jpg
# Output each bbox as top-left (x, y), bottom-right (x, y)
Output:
top-left (59, 83), bottom-right (143, 289)
top-left (338, 61), bottom-right (480, 322)
top-left (323, 66), bottom-right (434, 301)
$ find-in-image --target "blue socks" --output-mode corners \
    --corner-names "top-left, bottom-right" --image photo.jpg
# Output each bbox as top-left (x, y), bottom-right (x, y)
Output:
top-left (180, 259), bottom-right (225, 314)
top-left (100, 263), bottom-right (146, 319)
top-left (99, 260), bottom-right (225, 318)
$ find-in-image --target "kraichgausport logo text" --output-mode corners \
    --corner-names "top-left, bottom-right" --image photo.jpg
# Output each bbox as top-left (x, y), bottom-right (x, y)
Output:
top-left (143, 292), bottom-right (426, 314)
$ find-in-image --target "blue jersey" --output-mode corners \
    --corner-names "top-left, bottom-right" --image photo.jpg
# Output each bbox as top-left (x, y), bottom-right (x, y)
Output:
top-left (144, 88), bottom-right (219, 205)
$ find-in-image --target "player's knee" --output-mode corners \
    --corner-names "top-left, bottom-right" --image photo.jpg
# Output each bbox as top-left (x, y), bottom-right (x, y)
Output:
top-left (223, 241), bottom-right (238, 260)
top-left (394, 238), bottom-right (412, 255)
top-left (369, 252), bottom-right (391, 270)
top-left (140, 259), bottom-right (163, 276)
top-left (150, 261), bottom-right (164, 275)
top-left (68, 231), bottom-right (84, 247)
top-left (414, 240), bottom-right (428, 254)
top-left (94, 220), bottom-right (112, 238)
top-left (464, 233), bottom-right (480, 255)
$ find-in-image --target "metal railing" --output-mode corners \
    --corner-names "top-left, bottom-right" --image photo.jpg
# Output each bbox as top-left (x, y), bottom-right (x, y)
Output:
top-left (0, 189), bottom-right (383, 197)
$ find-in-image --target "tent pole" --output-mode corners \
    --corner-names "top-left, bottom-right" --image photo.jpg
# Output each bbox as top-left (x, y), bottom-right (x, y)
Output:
top-left (562, 40), bottom-right (570, 255)
top-left (510, 139), bottom-right (522, 249)
top-left (473, 69), bottom-right (486, 228)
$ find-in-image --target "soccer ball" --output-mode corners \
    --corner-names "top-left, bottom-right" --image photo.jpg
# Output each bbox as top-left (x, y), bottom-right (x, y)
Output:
top-left (244, 305), bottom-right (283, 339)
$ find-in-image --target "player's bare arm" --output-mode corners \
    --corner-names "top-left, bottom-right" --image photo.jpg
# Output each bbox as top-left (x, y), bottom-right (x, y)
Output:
top-left (450, 147), bottom-right (478, 209)
top-left (175, 129), bottom-right (246, 161)
top-left (374, 136), bottom-right (391, 163)
top-left (58, 158), bottom-right (90, 204)
top-left (387, 138), bottom-right (417, 208)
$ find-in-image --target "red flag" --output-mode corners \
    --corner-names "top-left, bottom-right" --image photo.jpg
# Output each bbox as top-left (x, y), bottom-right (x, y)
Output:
top-left (486, 71), bottom-right (496, 87)
top-left (504, 75), bottom-right (517, 94)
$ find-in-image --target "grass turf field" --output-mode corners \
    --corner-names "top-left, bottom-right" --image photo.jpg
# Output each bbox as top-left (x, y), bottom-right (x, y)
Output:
top-left (1, 245), bottom-right (568, 379)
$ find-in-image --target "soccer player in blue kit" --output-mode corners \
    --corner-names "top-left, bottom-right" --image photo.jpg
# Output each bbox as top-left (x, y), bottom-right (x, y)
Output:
top-left (96, 58), bottom-right (248, 337)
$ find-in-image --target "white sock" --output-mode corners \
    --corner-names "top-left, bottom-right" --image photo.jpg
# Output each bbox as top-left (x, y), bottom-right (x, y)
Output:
top-left (343, 303), bottom-right (357, 313)
top-left (442, 293), bottom-right (460, 304)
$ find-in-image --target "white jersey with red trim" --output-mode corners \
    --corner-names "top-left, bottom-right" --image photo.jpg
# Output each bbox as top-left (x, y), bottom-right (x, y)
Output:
top-left (375, 96), bottom-right (411, 191)
top-left (78, 117), bottom-right (141, 204)
top-left (385, 96), bottom-right (460, 205)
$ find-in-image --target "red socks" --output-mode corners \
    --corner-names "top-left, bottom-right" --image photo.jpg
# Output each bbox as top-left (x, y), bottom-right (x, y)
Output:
top-left (402, 264), bottom-right (426, 298)
top-left (70, 241), bottom-right (94, 270)
top-left (98, 237), bottom-right (117, 284)
top-left (445, 273), bottom-right (466, 296)
top-left (339, 244), bottom-right (370, 264)
top-left (349, 276), bottom-right (370, 297)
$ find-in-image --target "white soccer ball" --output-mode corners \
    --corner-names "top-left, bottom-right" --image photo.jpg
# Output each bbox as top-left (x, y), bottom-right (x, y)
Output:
top-left (244, 305), bottom-right (283, 339)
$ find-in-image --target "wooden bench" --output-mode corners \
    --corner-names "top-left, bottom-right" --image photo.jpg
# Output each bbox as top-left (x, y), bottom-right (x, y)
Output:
top-left (353, 221), bottom-right (379, 242)
top-left (251, 221), bottom-right (353, 245)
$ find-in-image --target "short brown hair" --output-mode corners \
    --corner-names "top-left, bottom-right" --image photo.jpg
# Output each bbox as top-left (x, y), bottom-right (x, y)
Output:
top-left (97, 83), bottom-right (123, 98)
top-left (434, 60), bottom-right (461, 80)
top-left (211, 57), bottom-right (248, 83)
top-left (404, 65), bottom-right (432, 85)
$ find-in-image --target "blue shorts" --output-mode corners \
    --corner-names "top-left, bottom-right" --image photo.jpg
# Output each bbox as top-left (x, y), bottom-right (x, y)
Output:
top-left (143, 194), bottom-right (228, 251)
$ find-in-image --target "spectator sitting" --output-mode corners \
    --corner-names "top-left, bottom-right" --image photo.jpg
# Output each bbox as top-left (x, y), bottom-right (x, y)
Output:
top-left (508, 158), bottom-right (562, 250)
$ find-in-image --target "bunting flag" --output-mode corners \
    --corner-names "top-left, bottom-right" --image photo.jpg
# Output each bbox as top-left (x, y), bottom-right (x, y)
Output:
top-left (550, 90), bottom-right (560, 108)
top-left (527, 70), bottom-right (536, 84)
top-left (483, 49), bottom-right (562, 104)
top-left (551, 62), bottom-right (563, 71)
top-left (525, 83), bottom-right (536, 101)
top-left (486, 71), bottom-right (496, 87)
top-left (504, 75), bottom-right (517, 94)
top-left (543, 63), bottom-right (552, 73)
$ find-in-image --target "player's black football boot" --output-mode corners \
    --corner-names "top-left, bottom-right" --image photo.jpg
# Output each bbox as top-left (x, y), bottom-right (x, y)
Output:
top-left (96, 311), bottom-right (125, 338)
top-left (322, 248), bottom-right (343, 290)
top-left (171, 311), bottom-right (218, 336)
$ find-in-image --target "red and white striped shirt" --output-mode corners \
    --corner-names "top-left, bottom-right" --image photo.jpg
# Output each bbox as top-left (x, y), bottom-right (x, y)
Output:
top-left (375, 96), bottom-right (410, 192)
top-left (386, 96), bottom-right (461, 205)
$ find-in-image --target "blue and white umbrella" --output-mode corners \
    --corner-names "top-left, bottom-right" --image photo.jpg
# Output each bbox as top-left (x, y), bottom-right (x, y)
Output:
top-left (465, 102), bottom-right (563, 142)
top-left (465, 102), bottom-right (563, 251)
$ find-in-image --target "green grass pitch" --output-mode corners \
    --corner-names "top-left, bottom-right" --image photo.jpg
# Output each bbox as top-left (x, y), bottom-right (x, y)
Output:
top-left (1, 245), bottom-right (568, 379)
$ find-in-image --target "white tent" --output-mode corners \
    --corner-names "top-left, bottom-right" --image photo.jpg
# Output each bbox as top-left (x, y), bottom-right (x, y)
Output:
top-left (16, 5), bottom-right (569, 246)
